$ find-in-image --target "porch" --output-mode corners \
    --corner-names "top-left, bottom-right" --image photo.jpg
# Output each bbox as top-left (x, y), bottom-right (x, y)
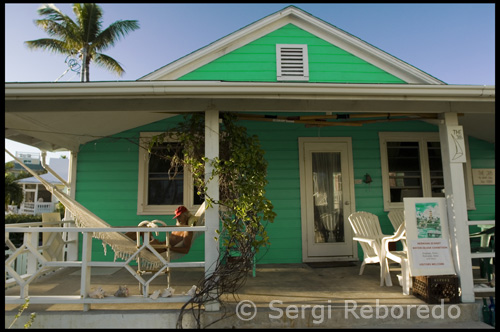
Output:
top-left (4, 80), bottom-right (495, 329)
top-left (5, 263), bottom-right (492, 329)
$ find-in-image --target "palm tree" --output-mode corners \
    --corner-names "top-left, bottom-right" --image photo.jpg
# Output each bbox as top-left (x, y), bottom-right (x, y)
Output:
top-left (5, 173), bottom-right (23, 212)
top-left (25, 3), bottom-right (140, 82)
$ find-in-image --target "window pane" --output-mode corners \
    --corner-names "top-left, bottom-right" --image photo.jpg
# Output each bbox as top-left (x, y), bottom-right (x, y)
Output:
top-left (387, 142), bottom-right (422, 202)
top-left (427, 142), bottom-right (445, 197)
top-left (148, 178), bottom-right (183, 205)
top-left (147, 143), bottom-right (184, 205)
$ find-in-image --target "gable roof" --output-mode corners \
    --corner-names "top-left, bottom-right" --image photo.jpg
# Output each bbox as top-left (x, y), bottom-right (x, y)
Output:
top-left (140, 6), bottom-right (444, 84)
top-left (12, 163), bottom-right (45, 173)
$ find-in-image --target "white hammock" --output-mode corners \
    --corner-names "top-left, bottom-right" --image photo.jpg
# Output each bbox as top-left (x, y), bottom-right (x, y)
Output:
top-left (6, 149), bottom-right (205, 270)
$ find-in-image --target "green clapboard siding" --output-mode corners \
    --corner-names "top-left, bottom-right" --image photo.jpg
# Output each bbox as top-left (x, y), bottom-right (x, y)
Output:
top-left (467, 137), bottom-right (496, 221)
top-left (178, 24), bottom-right (406, 84)
top-left (75, 115), bottom-right (495, 264)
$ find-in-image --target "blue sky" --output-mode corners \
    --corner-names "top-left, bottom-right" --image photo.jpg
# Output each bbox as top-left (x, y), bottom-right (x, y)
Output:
top-left (4, 3), bottom-right (495, 161)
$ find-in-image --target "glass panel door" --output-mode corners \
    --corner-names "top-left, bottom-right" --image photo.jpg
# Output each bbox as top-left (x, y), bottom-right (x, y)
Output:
top-left (312, 152), bottom-right (344, 244)
top-left (300, 139), bottom-right (354, 260)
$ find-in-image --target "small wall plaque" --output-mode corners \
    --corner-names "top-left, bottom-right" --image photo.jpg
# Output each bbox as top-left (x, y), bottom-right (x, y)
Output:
top-left (472, 169), bottom-right (495, 185)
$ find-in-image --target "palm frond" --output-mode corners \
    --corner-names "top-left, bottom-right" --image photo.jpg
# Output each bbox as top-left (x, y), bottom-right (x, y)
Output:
top-left (33, 19), bottom-right (78, 41)
top-left (93, 53), bottom-right (125, 76)
top-left (93, 20), bottom-right (140, 51)
top-left (73, 3), bottom-right (103, 42)
top-left (25, 38), bottom-right (73, 55)
top-left (36, 4), bottom-right (67, 22)
top-left (34, 4), bottom-right (81, 46)
top-left (36, 4), bottom-right (79, 37)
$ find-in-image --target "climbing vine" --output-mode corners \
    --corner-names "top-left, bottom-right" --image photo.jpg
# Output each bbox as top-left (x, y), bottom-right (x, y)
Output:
top-left (146, 112), bottom-right (276, 328)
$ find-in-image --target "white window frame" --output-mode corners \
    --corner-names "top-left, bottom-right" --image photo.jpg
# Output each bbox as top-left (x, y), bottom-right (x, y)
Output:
top-left (276, 44), bottom-right (309, 81)
top-left (137, 132), bottom-right (199, 215)
top-left (379, 132), bottom-right (475, 211)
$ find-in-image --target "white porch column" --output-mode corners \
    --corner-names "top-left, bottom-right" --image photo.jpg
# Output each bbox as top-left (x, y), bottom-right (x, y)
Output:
top-left (438, 113), bottom-right (475, 303)
top-left (65, 152), bottom-right (79, 261)
top-left (34, 184), bottom-right (40, 215)
top-left (204, 108), bottom-right (220, 311)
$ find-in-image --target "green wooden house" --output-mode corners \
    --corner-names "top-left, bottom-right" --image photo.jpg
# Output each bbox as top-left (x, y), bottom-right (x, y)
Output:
top-left (5, 6), bottom-right (494, 302)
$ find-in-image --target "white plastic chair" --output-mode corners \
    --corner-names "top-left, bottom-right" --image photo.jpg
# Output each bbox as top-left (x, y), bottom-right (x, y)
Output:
top-left (348, 211), bottom-right (399, 287)
top-left (388, 209), bottom-right (407, 251)
top-left (381, 222), bottom-right (410, 295)
top-left (469, 225), bottom-right (495, 248)
top-left (387, 209), bottom-right (404, 231)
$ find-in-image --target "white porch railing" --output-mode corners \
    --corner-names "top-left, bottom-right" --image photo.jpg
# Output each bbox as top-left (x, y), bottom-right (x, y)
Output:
top-left (468, 220), bottom-right (495, 294)
top-left (5, 249), bottom-right (33, 277)
top-left (19, 202), bottom-right (56, 215)
top-left (5, 222), bottom-right (207, 311)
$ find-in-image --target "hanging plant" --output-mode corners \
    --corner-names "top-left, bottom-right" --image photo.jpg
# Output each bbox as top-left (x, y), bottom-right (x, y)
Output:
top-left (146, 112), bottom-right (276, 328)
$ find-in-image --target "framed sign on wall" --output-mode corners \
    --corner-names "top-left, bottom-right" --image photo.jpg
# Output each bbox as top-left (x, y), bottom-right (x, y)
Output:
top-left (404, 197), bottom-right (456, 276)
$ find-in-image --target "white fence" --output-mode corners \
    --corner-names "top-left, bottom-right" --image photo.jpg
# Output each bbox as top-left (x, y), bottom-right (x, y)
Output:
top-left (19, 202), bottom-right (56, 215)
top-left (5, 222), bottom-right (207, 311)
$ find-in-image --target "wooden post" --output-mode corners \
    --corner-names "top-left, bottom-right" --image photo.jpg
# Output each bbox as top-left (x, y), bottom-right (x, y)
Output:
top-left (80, 232), bottom-right (92, 311)
top-left (65, 152), bottom-right (79, 261)
top-left (438, 113), bottom-right (475, 303)
top-left (204, 107), bottom-right (220, 311)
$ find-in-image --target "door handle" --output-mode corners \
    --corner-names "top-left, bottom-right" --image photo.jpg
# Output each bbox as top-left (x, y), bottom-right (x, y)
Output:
top-left (344, 201), bottom-right (350, 205)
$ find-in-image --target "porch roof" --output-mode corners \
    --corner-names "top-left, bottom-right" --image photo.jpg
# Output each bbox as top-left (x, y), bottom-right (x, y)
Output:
top-left (5, 81), bottom-right (495, 152)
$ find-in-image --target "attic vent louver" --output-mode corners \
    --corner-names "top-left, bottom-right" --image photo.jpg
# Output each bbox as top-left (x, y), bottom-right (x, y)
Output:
top-left (276, 44), bottom-right (309, 81)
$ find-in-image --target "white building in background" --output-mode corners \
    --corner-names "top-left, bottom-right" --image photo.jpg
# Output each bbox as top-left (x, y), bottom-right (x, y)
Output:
top-left (13, 158), bottom-right (69, 215)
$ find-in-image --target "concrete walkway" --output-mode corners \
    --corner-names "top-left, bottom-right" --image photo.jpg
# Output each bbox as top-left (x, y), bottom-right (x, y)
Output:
top-left (5, 262), bottom-right (493, 328)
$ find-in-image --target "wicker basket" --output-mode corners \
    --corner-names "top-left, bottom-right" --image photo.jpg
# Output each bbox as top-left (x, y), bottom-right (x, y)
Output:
top-left (411, 275), bottom-right (461, 304)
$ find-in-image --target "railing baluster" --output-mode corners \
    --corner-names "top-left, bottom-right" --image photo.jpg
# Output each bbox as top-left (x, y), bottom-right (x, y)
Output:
top-left (80, 232), bottom-right (92, 311)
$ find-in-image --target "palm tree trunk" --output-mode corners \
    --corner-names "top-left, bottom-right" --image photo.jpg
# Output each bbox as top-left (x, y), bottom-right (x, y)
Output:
top-left (85, 59), bottom-right (90, 82)
top-left (80, 47), bottom-right (91, 82)
top-left (80, 47), bottom-right (87, 82)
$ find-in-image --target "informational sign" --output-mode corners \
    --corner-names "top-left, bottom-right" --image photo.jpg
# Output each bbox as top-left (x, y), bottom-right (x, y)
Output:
top-left (404, 197), bottom-right (456, 276)
top-left (447, 126), bottom-right (466, 163)
top-left (472, 169), bottom-right (495, 185)
top-left (15, 152), bottom-right (40, 165)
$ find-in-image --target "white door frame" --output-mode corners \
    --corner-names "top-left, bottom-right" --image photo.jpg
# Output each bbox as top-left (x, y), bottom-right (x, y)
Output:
top-left (298, 137), bottom-right (357, 262)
